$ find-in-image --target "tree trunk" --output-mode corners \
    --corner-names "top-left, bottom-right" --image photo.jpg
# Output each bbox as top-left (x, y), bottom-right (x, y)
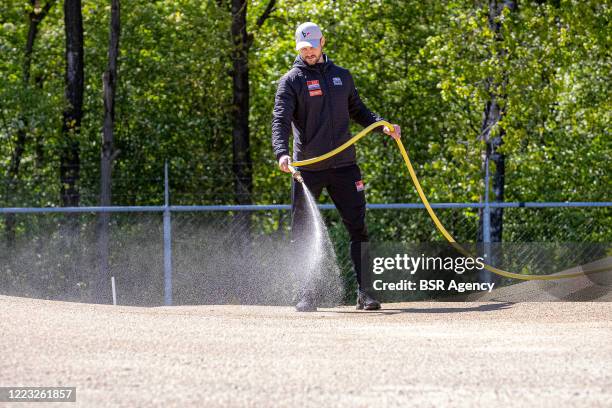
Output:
top-left (230, 0), bottom-right (253, 237)
top-left (4, 0), bottom-right (56, 246)
top-left (60, 0), bottom-right (84, 298)
top-left (229, 0), bottom-right (275, 238)
top-left (61, 0), bottom-right (84, 208)
top-left (96, 0), bottom-right (120, 304)
top-left (478, 0), bottom-right (516, 282)
top-left (479, 0), bottom-right (516, 241)
top-left (480, 99), bottom-right (506, 244)
top-left (24, 1), bottom-right (56, 83)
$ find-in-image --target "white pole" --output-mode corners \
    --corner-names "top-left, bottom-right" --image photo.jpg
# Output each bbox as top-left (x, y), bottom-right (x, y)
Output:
top-left (111, 276), bottom-right (117, 306)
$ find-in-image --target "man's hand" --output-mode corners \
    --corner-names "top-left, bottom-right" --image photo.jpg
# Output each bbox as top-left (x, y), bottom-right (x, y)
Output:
top-left (383, 124), bottom-right (401, 140)
top-left (278, 155), bottom-right (291, 173)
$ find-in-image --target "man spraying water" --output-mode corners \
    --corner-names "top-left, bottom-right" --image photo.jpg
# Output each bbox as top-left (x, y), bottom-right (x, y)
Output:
top-left (271, 22), bottom-right (401, 312)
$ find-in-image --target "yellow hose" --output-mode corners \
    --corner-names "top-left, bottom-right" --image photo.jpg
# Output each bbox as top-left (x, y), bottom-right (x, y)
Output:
top-left (292, 120), bottom-right (610, 281)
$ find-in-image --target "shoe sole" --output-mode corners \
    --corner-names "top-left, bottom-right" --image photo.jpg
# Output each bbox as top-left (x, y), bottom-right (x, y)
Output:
top-left (356, 302), bottom-right (381, 311)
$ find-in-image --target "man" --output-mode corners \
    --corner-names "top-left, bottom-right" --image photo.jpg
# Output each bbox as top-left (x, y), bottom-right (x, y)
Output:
top-left (271, 22), bottom-right (401, 312)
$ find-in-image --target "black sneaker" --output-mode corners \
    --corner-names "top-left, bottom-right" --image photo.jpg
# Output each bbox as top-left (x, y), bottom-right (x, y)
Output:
top-left (356, 289), bottom-right (381, 310)
top-left (295, 292), bottom-right (317, 312)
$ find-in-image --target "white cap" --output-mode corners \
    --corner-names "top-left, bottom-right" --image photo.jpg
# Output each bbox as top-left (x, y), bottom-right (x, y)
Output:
top-left (295, 22), bottom-right (323, 50)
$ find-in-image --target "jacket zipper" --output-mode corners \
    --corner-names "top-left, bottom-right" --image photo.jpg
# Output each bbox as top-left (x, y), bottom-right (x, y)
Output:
top-left (319, 65), bottom-right (336, 168)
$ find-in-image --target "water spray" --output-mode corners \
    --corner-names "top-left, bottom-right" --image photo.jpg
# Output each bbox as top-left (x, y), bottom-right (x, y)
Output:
top-left (285, 161), bottom-right (343, 308)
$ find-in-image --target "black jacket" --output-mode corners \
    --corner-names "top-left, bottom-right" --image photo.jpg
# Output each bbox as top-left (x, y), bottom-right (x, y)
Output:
top-left (271, 54), bottom-right (385, 171)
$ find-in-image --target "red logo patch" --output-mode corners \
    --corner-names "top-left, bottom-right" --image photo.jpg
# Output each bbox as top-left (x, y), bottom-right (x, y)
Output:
top-left (355, 180), bottom-right (365, 191)
top-left (307, 80), bottom-right (320, 89)
top-left (307, 80), bottom-right (322, 96)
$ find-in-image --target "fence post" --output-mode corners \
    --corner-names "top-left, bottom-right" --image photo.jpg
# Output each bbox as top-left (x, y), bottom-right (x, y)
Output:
top-left (163, 161), bottom-right (173, 305)
top-left (483, 155), bottom-right (491, 243)
top-left (480, 154), bottom-right (493, 283)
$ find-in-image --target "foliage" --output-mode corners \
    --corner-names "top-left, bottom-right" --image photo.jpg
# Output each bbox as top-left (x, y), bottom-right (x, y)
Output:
top-left (0, 1), bottom-right (609, 300)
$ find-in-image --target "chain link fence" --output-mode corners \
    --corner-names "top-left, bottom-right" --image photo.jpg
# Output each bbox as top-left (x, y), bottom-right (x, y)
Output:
top-left (0, 201), bottom-right (610, 305)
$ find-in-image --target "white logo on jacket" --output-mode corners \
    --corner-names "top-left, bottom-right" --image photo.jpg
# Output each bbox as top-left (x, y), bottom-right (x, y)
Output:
top-left (332, 77), bottom-right (342, 86)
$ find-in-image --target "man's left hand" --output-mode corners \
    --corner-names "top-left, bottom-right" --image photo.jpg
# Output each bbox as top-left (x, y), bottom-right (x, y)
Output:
top-left (383, 124), bottom-right (401, 140)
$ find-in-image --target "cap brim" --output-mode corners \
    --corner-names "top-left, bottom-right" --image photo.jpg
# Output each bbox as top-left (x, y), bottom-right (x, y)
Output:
top-left (296, 39), bottom-right (320, 50)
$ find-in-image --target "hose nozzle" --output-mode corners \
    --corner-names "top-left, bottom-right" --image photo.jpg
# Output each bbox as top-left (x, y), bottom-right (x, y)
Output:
top-left (288, 165), bottom-right (303, 183)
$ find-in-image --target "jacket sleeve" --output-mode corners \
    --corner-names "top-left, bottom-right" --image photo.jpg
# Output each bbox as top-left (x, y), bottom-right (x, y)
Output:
top-left (271, 74), bottom-right (296, 160)
top-left (347, 72), bottom-right (386, 132)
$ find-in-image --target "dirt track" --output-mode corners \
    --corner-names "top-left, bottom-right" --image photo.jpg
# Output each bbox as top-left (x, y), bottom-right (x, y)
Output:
top-left (1, 295), bottom-right (611, 407)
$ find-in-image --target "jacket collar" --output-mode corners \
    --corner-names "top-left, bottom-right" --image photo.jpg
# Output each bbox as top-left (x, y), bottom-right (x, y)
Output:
top-left (293, 53), bottom-right (332, 72)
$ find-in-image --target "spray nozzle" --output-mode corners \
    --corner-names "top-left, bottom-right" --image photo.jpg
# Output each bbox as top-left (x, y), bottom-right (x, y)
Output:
top-left (288, 165), bottom-right (304, 183)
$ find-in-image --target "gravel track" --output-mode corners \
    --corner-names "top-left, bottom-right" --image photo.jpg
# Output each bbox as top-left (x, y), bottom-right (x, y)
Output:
top-left (1, 295), bottom-right (611, 407)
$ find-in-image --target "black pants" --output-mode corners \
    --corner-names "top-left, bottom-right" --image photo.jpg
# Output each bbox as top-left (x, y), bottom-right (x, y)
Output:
top-left (291, 164), bottom-right (368, 288)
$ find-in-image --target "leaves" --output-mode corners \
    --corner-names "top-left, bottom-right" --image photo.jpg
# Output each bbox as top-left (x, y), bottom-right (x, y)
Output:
top-left (0, 0), bottom-right (608, 212)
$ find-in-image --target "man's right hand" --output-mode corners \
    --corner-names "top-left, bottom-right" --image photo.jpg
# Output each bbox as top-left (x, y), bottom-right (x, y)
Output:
top-left (278, 155), bottom-right (291, 173)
